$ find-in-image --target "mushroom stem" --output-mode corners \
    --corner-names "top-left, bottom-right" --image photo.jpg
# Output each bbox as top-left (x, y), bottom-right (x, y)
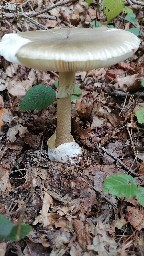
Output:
top-left (56, 72), bottom-right (75, 147)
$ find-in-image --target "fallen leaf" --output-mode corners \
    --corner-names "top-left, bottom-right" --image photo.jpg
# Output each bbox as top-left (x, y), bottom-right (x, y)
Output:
top-left (70, 242), bottom-right (83, 256)
top-left (0, 243), bottom-right (7, 256)
top-left (5, 64), bottom-right (18, 77)
top-left (116, 74), bottom-right (139, 92)
top-left (91, 116), bottom-right (105, 129)
top-left (7, 125), bottom-right (28, 142)
top-left (33, 191), bottom-right (53, 227)
top-left (7, 80), bottom-right (27, 96)
top-left (0, 96), bottom-right (4, 108)
top-left (0, 168), bottom-right (11, 192)
top-left (73, 220), bottom-right (91, 250)
top-left (127, 206), bottom-right (144, 231)
top-left (0, 108), bottom-right (6, 128)
top-left (46, 19), bottom-right (58, 28)
top-left (87, 221), bottom-right (117, 255)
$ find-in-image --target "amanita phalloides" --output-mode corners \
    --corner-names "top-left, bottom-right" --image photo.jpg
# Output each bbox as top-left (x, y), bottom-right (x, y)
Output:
top-left (0, 28), bottom-right (140, 163)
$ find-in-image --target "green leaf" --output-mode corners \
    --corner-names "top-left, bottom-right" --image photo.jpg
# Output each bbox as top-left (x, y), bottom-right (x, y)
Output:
top-left (141, 80), bottom-right (144, 87)
top-left (136, 187), bottom-right (144, 207)
top-left (135, 107), bottom-right (144, 124)
top-left (125, 13), bottom-right (139, 25)
top-left (128, 28), bottom-right (140, 36)
top-left (0, 214), bottom-right (14, 241)
top-left (91, 20), bottom-right (102, 28)
top-left (54, 81), bottom-right (81, 101)
top-left (103, 0), bottom-right (124, 22)
top-left (72, 85), bottom-right (82, 100)
top-left (85, 0), bottom-right (93, 5)
top-left (8, 224), bottom-right (32, 241)
top-left (54, 80), bottom-right (58, 89)
top-left (0, 214), bottom-right (32, 242)
top-left (20, 84), bottom-right (56, 111)
top-left (103, 174), bottom-right (138, 198)
top-left (123, 6), bottom-right (133, 14)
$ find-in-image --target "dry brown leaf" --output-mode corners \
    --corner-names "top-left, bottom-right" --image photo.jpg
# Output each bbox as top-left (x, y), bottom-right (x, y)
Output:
top-left (116, 74), bottom-right (139, 92)
top-left (46, 19), bottom-right (58, 28)
top-left (73, 220), bottom-right (91, 250)
top-left (33, 191), bottom-right (53, 227)
top-left (7, 80), bottom-right (28, 96)
top-left (87, 221), bottom-right (117, 255)
top-left (70, 243), bottom-right (83, 256)
top-left (127, 206), bottom-right (144, 231)
top-left (5, 64), bottom-right (18, 77)
top-left (0, 108), bottom-right (6, 128)
top-left (28, 69), bottom-right (37, 85)
top-left (0, 96), bottom-right (4, 108)
top-left (91, 116), bottom-right (105, 129)
top-left (49, 248), bottom-right (67, 256)
top-left (88, 8), bottom-right (96, 19)
top-left (7, 125), bottom-right (28, 142)
top-left (0, 243), bottom-right (7, 256)
top-left (0, 168), bottom-right (11, 192)
top-left (0, 78), bottom-right (6, 91)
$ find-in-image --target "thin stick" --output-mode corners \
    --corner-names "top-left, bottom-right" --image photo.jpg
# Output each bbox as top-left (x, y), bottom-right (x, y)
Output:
top-left (95, 144), bottom-right (138, 176)
top-left (29, 0), bottom-right (77, 17)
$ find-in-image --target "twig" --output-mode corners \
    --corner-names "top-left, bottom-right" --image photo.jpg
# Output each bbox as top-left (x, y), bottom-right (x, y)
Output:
top-left (29, 0), bottom-right (77, 17)
top-left (126, 0), bottom-right (144, 8)
top-left (127, 0), bottom-right (144, 6)
top-left (0, 12), bottom-right (54, 19)
top-left (22, 13), bottom-right (47, 30)
top-left (126, 126), bottom-right (138, 159)
top-left (0, 0), bottom-right (77, 29)
top-left (109, 90), bottom-right (144, 98)
top-left (95, 143), bottom-right (138, 176)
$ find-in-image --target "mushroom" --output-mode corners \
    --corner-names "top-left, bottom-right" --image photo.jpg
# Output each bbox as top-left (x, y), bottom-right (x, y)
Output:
top-left (0, 27), bottom-right (140, 163)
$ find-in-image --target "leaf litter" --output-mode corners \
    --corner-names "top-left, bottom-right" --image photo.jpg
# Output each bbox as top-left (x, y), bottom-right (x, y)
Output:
top-left (0, 0), bottom-right (144, 255)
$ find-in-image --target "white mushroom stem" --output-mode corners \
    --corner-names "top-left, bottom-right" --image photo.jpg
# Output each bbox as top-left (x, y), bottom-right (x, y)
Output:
top-left (56, 71), bottom-right (75, 147)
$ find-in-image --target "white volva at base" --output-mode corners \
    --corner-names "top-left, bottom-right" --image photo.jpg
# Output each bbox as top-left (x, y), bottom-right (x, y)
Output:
top-left (48, 137), bottom-right (82, 164)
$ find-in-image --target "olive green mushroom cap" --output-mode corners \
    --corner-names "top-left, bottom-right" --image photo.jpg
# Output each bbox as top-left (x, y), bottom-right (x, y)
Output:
top-left (0, 28), bottom-right (140, 72)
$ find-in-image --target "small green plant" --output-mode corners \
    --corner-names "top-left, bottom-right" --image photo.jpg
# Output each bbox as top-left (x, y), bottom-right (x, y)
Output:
top-left (103, 174), bottom-right (144, 207)
top-left (0, 214), bottom-right (32, 242)
top-left (88, 0), bottom-right (141, 36)
top-left (20, 83), bottom-right (82, 111)
top-left (85, 0), bottom-right (93, 4)
top-left (135, 80), bottom-right (144, 124)
top-left (103, 0), bottom-right (124, 22)
top-left (20, 84), bottom-right (56, 111)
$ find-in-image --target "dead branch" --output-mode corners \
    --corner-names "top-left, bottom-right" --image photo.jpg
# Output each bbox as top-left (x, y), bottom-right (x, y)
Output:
top-left (126, 0), bottom-right (144, 9)
top-left (22, 13), bottom-right (47, 30)
top-left (95, 143), bottom-right (139, 176)
top-left (0, 12), bottom-right (55, 19)
top-left (30, 0), bottom-right (78, 17)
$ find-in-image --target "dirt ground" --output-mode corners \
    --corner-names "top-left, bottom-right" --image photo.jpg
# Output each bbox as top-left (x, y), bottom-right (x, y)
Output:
top-left (0, 0), bottom-right (144, 255)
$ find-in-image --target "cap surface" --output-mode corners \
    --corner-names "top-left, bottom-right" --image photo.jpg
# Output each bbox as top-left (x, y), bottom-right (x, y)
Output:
top-left (1, 28), bottom-right (140, 72)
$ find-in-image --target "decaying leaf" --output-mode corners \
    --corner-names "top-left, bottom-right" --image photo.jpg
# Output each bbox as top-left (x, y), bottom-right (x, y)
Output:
top-left (127, 206), bottom-right (144, 231)
top-left (7, 125), bottom-right (28, 142)
top-left (87, 221), bottom-right (117, 255)
top-left (116, 74), bottom-right (139, 92)
top-left (73, 220), bottom-right (91, 250)
top-left (7, 80), bottom-right (28, 96)
top-left (33, 191), bottom-right (53, 227)
top-left (0, 108), bottom-right (6, 128)
top-left (0, 168), bottom-right (11, 192)
top-left (0, 242), bottom-right (6, 256)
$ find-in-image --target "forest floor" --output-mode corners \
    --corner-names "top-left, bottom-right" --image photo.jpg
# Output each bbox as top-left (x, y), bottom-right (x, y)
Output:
top-left (0, 0), bottom-right (144, 255)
